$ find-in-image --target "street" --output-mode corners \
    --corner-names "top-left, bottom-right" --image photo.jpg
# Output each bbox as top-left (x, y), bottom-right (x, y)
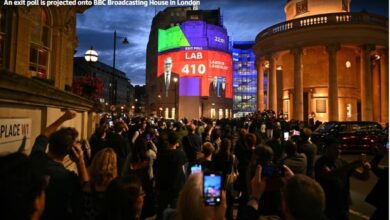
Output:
top-left (342, 154), bottom-right (388, 220)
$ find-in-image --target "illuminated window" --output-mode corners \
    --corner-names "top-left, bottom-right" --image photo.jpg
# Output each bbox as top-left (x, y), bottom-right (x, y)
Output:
top-left (29, 8), bottom-right (51, 79)
top-left (210, 108), bottom-right (216, 119)
top-left (296, 0), bottom-right (308, 16)
top-left (0, 8), bottom-right (6, 69)
top-left (219, 109), bottom-right (223, 119)
top-left (164, 108), bottom-right (169, 119)
top-left (171, 108), bottom-right (176, 119)
top-left (225, 109), bottom-right (229, 118)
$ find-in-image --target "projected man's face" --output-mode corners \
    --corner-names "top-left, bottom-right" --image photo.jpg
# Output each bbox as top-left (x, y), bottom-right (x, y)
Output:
top-left (164, 57), bottom-right (173, 73)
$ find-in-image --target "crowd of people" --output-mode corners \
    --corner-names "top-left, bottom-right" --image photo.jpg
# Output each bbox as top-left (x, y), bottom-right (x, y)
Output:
top-left (0, 110), bottom-right (388, 220)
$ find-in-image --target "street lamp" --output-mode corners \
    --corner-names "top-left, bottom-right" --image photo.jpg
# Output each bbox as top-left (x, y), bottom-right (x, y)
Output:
top-left (173, 77), bottom-right (178, 120)
top-left (84, 47), bottom-right (98, 76)
top-left (84, 47), bottom-right (98, 62)
top-left (111, 30), bottom-right (129, 106)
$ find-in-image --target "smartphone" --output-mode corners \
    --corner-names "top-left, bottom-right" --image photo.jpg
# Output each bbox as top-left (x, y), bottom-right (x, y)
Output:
top-left (283, 131), bottom-right (289, 141)
top-left (191, 164), bottom-right (202, 174)
top-left (203, 172), bottom-right (222, 206)
top-left (108, 121), bottom-right (114, 127)
top-left (146, 133), bottom-right (151, 141)
top-left (292, 130), bottom-right (300, 136)
top-left (262, 164), bottom-right (285, 177)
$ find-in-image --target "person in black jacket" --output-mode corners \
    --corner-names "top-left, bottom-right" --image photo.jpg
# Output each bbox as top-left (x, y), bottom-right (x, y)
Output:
top-left (365, 145), bottom-right (388, 220)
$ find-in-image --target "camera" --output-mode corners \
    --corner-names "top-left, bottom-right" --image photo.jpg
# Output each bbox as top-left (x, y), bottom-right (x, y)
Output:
top-left (262, 164), bottom-right (285, 177)
top-left (203, 172), bottom-right (222, 206)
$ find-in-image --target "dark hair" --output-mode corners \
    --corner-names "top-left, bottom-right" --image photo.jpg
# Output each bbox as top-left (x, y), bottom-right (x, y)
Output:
top-left (273, 129), bottom-right (281, 139)
top-left (283, 174), bottom-right (325, 220)
top-left (168, 131), bottom-right (179, 146)
top-left (0, 153), bottom-right (47, 220)
top-left (300, 128), bottom-right (312, 141)
top-left (114, 122), bottom-right (124, 133)
top-left (284, 140), bottom-right (298, 156)
top-left (202, 142), bottom-right (215, 157)
top-left (244, 133), bottom-right (257, 149)
top-left (253, 145), bottom-right (273, 164)
top-left (94, 126), bottom-right (107, 138)
top-left (49, 127), bottom-right (78, 157)
top-left (217, 138), bottom-right (232, 160)
top-left (99, 175), bottom-right (143, 220)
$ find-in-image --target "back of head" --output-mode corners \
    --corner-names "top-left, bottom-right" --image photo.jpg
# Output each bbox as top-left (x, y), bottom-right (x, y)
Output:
top-left (283, 174), bottom-right (325, 220)
top-left (284, 140), bottom-right (298, 156)
top-left (168, 131), bottom-right (179, 146)
top-left (244, 133), bottom-right (257, 149)
top-left (49, 127), bottom-right (78, 157)
top-left (254, 145), bottom-right (274, 164)
top-left (187, 124), bottom-right (196, 134)
top-left (176, 173), bottom-right (207, 220)
top-left (202, 142), bottom-right (215, 157)
top-left (300, 128), bottom-right (312, 141)
top-left (0, 153), bottom-right (47, 220)
top-left (100, 175), bottom-right (143, 220)
top-left (273, 129), bottom-right (281, 139)
top-left (114, 122), bottom-right (124, 133)
top-left (89, 148), bottom-right (117, 189)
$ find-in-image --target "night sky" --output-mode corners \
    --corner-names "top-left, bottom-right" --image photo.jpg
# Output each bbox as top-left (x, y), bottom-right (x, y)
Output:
top-left (75, 0), bottom-right (389, 85)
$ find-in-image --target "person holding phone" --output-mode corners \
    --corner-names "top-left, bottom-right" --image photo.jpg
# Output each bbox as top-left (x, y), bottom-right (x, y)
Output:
top-left (239, 164), bottom-right (326, 220)
top-left (29, 110), bottom-right (90, 220)
top-left (176, 172), bottom-right (227, 220)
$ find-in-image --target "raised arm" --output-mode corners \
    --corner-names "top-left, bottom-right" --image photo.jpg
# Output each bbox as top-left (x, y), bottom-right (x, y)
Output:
top-left (42, 110), bottom-right (77, 137)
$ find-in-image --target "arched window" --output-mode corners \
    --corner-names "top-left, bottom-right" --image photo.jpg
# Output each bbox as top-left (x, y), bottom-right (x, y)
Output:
top-left (0, 7), bottom-right (7, 69)
top-left (29, 7), bottom-right (51, 79)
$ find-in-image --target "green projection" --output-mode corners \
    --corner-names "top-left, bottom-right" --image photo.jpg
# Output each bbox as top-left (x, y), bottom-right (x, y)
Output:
top-left (158, 26), bottom-right (190, 52)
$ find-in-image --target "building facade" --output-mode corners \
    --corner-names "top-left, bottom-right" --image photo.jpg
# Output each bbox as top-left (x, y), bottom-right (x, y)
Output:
top-left (146, 7), bottom-right (233, 120)
top-left (232, 42), bottom-right (258, 117)
top-left (0, 6), bottom-right (96, 154)
top-left (253, 0), bottom-right (388, 124)
top-left (73, 57), bottom-right (134, 110)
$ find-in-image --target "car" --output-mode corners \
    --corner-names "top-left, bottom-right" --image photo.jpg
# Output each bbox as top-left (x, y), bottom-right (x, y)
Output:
top-left (311, 121), bottom-right (387, 154)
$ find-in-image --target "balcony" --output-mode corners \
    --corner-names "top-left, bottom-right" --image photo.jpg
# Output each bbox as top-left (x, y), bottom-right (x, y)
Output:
top-left (256, 12), bottom-right (388, 41)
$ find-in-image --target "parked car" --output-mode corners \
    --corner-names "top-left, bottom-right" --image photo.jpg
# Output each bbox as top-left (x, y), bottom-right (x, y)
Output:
top-left (311, 121), bottom-right (387, 153)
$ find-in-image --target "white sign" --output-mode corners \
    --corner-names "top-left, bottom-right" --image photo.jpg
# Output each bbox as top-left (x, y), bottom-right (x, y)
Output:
top-left (346, 104), bottom-right (352, 118)
top-left (0, 118), bottom-right (32, 153)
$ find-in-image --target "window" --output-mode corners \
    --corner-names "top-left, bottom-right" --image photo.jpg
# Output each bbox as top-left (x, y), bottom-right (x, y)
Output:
top-left (0, 8), bottom-right (6, 68)
top-left (296, 0), bottom-right (308, 16)
top-left (316, 99), bottom-right (326, 113)
top-left (30, 8), bottom-right (51, 78)
top-left (210, 108), bottom-right (216, 119)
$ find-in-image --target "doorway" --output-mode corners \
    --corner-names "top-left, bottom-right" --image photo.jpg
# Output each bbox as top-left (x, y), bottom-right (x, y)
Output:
top-left (303, 92), bottom-right (309, 122)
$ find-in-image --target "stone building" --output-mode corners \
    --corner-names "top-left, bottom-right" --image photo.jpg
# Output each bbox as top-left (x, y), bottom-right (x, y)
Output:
top-left (73, 57), bottom-right (134, 109)
top-left (0, 6), bottom-right (96, 154)
top-left (253, 0), bottom-right (388, 123)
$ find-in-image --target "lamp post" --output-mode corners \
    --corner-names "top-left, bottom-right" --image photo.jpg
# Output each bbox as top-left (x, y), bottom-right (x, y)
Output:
top-left (173, 77), bottom-right (178, 120)
top-left (84, 47), bottom-right (99, 104)
top-left (111, 30), bottom-right (129, 106)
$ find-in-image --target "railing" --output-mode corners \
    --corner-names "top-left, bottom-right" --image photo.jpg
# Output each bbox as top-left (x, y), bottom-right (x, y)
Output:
top-left (256, 12), bottom-right (388, 40)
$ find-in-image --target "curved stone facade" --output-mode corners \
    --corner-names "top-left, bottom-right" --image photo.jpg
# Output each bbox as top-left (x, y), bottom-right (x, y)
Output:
top-left (254, 11), bottom-right (388, 124)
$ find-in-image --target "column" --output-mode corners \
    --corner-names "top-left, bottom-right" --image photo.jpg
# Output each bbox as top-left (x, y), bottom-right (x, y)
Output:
top-left (326, 44), bottom-right (340, 121)
top-left (257, 59), bottom-right (265, 111)
top-left (291, 48), bottom-right (303, 121)
top-left (267, 54), bottom-right (278, 112)
top-left (361, 44), bottom-right (375, 121)
top-left (380, 49), bottom-right (389, 124)
top-left (372, 57), bottom-right (380, 122)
